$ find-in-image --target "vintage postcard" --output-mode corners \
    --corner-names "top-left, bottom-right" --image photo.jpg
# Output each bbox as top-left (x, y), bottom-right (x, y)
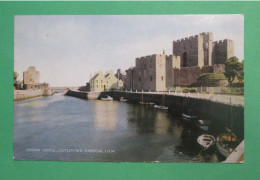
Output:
top-left (14, 15), bottom-right (244, 162)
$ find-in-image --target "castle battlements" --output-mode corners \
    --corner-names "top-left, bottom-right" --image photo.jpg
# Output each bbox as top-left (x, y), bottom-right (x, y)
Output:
top-left (214, 39), bottom-right (233, 44)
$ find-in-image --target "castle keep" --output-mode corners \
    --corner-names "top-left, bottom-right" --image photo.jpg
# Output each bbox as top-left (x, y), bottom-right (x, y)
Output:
top-left (22, 66), bottom-right (49, 90)
top-left (173, 32), bottom-right (213, 67)
top-left (124, 32), bottom-right (234, 91)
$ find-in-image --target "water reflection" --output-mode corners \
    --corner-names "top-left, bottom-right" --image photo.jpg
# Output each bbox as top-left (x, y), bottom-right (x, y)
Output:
top-left (94, 101), bottom-right (119, 131)
top-left (154, 111), bottom-right (171, 135)
top-left (127, 105), bottom-right (156, 134)
top-left (14, 94), bottom-right (223, 162)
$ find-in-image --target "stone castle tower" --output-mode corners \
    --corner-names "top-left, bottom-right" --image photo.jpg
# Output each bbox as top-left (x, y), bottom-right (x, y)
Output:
top-left (212, 39), bottom-right (234, 64)
top-left (173, 32), bottom-right (234, 68)
top-left (124, 32), bottom-right (235, 90)
top-left (23, 66), bottom-right (40, 84)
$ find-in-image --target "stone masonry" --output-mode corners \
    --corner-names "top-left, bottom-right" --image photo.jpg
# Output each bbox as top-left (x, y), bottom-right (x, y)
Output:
top-left (23, 66), bottom-right (49, 90)
top-left (213, 39), bottom-right (234, 64)
top-left (23, 66), bottom-right (39, 84)
top-left (124, 32), bottom-right (234, 90)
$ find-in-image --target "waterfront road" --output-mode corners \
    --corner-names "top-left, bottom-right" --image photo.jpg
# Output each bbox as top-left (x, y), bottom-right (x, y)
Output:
top-left (124, 91), bottom-right (244, 107)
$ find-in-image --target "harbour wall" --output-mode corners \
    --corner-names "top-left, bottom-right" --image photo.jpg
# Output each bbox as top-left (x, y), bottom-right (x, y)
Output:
top-left (66, 90), bottom-right (244, 139)
top-left (14, 90), bottom-right (44, 101)
top-left (65, 90), bottom-right (100, 100)
top-left (14, 89), bottom-right (53, 101)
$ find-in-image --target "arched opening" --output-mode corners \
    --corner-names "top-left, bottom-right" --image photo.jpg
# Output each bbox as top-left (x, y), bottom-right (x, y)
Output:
top-left (183, 52), bottom-right (187, 67)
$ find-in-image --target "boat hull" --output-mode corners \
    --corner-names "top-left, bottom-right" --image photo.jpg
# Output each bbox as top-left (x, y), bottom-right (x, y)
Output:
top-left (101, 96), bottom-right (113, 101)
top-left (216, 134), bottom-right (239, 158)
top-left (154, 105), bottom-right (168, 110)
top-left (216, 140), bottom-right (231, 158)
top-left (197, 134), bottom-right (215, 150)
top-left (139, 102), bottom-right (149, 105)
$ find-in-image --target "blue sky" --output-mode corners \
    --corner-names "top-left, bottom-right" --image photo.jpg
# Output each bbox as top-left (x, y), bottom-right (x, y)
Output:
top-left (14, 15), bottom-right (244, 87)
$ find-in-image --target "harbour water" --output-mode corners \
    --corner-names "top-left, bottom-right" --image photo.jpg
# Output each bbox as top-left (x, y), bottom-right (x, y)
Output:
top-left (14, 93), bottom-right (225, 162)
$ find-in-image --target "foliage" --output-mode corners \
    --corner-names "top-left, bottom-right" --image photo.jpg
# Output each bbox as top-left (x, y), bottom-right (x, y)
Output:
top-left (182, 87), bottom-right (197, 93)
top-left (196, 73), bottom-right (227, 87)
top-left (224, 57), bottom-right (243, 85)
top-left (236, 59), bottom-right (244, 81)
top-left (14, 71), bottom-right (18, 80)
top-left (14, 71), bottom-right (19, 84)
top-left (220, 87), bottom-right (244, 95)
top-left (231, 82), bottom-right (244, 87)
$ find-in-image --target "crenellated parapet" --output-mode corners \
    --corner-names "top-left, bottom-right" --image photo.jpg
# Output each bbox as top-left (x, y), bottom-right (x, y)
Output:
top-left (212, 39), bottom-right (234, 64)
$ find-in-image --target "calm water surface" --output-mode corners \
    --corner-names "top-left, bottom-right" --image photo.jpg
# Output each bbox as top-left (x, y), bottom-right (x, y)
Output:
top-left (14, 93), bottom-right (224, 162)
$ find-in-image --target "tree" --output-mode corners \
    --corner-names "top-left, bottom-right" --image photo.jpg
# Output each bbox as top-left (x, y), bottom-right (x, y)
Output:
top-left (237, 59), bottom-right (244, 81)
top-left (224, 57), bottom-right (243, 86)
top-left (14, 71), bottom-right (18, 82)
top-left (14, 71), bottom-right (19, 87)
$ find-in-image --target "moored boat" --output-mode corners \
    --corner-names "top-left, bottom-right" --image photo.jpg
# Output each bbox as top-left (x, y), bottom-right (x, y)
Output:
top-left (153, 94), bottom-right (168, 110)
top-left (196, 120), bottom-right (212, 131)
top-left (120, 97), bottom-right (128, 102)
top-left (216, 133), bottom-right (239, 158)
top-left (139, 91), bottom-right (149, 105)
top-left (182, 113), bottom-right (197, 119)
top-left (197, 134), bottom-right (215, 150)
top-left (154, 105), bottom-right (168, 110)
top-left (101, 95), bottom-right (113, 101)
top-left (139, 101), bottom-right (149, 105)
top-left (216, 97), bottom-right (240, 158)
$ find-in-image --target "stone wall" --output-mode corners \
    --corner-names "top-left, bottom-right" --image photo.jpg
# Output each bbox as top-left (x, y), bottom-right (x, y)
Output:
top-left (65, 89), bottom-right (101, 100)
top-left (23, 83), bottom-right (49, 90)
top-left (155, 54), bottom-right (167, 91)
top-left (213, 39), bottom-right (234, 64)
top-left (125, 32), bottom-right (233, 89)
top-left (134, 55), bottom-right (157, 91)
top-left (173, 66), bottom-right (202, 86)
top-left (173, 33), bottom-right (213, 68)
top-left (14, 90), bottom-right (44, 101)
top-left (172, 64), bottom-right (226, 87)
top-left (23, 66), bottom-right (40, 84)
top-left (201, 32), bottom-right (213, 66)
top-left (98, 91), bottom-right (244, 139)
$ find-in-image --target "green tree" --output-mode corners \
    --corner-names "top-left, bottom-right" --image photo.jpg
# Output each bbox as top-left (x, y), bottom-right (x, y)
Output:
top-left (224, 56), bottom-right (243, 86)
top-left (14, 71), bottom-right (18, 84)
top-left (237, 59), bottom-right (244, 81)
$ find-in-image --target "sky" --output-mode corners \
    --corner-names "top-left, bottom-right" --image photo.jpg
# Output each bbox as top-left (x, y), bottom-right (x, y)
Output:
top-left (14, 15), bottom-right (244, 87)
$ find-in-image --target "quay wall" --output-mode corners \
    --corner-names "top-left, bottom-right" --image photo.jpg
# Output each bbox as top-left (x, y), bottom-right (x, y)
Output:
top-left (65, 90), bottom-right (100, 100)
top-left (14, 90), bottom-right (44, 101)
top-left (14, 89), bottom-right (53, 101)
top-left (99, 91), bottom-right (244, 139)
top-left (66, 90), bottom-right (244, 139)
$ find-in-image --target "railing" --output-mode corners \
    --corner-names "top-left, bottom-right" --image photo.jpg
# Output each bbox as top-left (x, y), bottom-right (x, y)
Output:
top-left (111, 89), bottom-right (244, 107)
top-left (172, 86), bottom-right (244, 95)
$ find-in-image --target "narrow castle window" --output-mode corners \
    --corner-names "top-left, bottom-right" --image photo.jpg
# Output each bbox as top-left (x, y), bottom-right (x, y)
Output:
top-left (161, 76), bottom-right (164, 81)
top-left (151, 76), bottom-right (153, 81)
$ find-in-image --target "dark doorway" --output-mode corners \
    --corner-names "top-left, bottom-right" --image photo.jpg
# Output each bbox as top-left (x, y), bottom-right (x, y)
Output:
top-left (183, 52), bottom-right (187, 67)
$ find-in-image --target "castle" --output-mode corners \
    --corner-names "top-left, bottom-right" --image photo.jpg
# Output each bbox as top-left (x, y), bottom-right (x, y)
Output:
top-left (124, 32), bottom-right (234, 91)
top-left (23, 66), bottom-right (49, 90)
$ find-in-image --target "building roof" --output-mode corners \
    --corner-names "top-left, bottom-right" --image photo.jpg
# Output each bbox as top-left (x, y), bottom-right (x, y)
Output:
top-left (91, 73), bottom-right (101, 80)
top-left (105, 73), bottom-right (110, 78)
